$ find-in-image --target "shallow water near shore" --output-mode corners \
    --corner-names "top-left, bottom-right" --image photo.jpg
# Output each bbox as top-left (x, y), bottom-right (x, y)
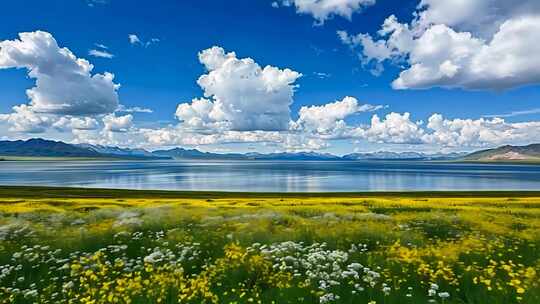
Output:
top-left (1, 160), bottom-right (540, 192)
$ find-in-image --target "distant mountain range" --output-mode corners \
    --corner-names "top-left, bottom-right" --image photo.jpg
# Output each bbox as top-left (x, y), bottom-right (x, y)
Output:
top-left (77, 144), bottom-right (163, 159)
top-left (463, 144), bottom-right (540, 162)
top-left (342, 151), bottom-right (466, 161)
top-left (0, 139), bottom-right (165, 160)
top-left (152, 148), bottom-right (247, 160)
top-left (1, 138), bottom-right (538, 162)
top-left (143, 148), bottom-right (345, 160)
top-left (0, 138), bottom-right (102, 158)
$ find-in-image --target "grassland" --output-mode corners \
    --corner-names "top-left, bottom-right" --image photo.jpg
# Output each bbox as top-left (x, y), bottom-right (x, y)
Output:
top-left (0, 187), bottom-right (539, 303)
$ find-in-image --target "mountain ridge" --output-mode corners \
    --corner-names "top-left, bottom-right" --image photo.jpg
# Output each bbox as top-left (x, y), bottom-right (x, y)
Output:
top-left (0, 138), bottom-right (102, 158)
top-left (463, 144), bottom-right (540, 162)
top-left (2, 138), bottom-right (537, 162)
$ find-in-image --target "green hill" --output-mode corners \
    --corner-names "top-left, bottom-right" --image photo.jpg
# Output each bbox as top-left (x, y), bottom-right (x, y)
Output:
top-left (463, 144), bottom-right (540, 162)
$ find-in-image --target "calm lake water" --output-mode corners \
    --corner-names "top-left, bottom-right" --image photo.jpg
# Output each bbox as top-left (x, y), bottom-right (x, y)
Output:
top-left (0, 160), bottom-right (539, 192)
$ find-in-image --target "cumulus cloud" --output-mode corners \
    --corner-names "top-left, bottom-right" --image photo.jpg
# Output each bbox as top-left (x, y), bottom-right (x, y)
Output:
top-left (281, 135), bottom-right (329, 151)
top-left (139, 47), bottom-right (347, 151)
top-left (423, 114), bottom-right (540, 147)
top-left (415, 0), bottom-right (540, 38)
top-left (338, 16), bottom-right (412, 75)
top-left (0, 104), bottom-right (52, 133)
top-left (275, 0), bottom-right (376, 25)
top-left (53, 116), bottom-right (99, 132)
top-left (176, 46), bottom-right (302, 132)
top-left (393, 17), bottom-right (540, 90)
top-left (0, 31), bottom-right (120, 115)
top-left (2, 31), bottom-right (536, 152)
top-left (291, 96), bottom-right (382, 135)
top-left (103, 114), bottom-right (133, 132)
top-left (143, 126), bottom-right (280, 146)
top-left (175, 98), bottom-right (228, 131)
top-left (142, 126), bottom-right (327, 151)
top-left (0, 108), bottom-right (101, 135)
top-left (355, 112), bottom-right (425, 144)
top-left (353, 111), bottom-right (540, 148)
top-left (70, 127), bottom-right (143, 148)
top-left (340, 0), bottom-right (540, 90)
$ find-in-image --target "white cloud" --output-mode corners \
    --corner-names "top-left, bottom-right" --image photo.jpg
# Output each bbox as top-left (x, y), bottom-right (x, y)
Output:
top-left (0, 107), bottom-right (101, 135)
top-left (87, 0), bottom-right (108, 7)
top-left (103, 114), bottom-right (133, 133)
top-left (291, 96), bottom-right (382, 135)
top-left (355, 112), bottom-right (425, 144)
top-left (0, 104), bottom-right (52, 133)
top-left (129, 34), bottom-right (159, 47)
top-left (282, 135), bottom-right (329, 151)
top-left (340, 1), bottom-right (540, 90)
top-left (338, 16), bottom-right (413, 75)
top-left (394, 17), bottom-right (540, 90)
top-left (142, 126), bottom-right (283, 147)
top-left (176, 46), bottom-right (302, 132)
top-left (0, 31), bottom-right (120, 115)
top-left (416, 0), bottom-right (540, 38)
top-left (70, 127), bottom-right (143, 148)
top-left (142, 126), bottom-right (329, 151)
top-left (338, 30), bottom-right (393, 63)
top-left (136, 47), bottom-right (337, 150)
top-left (70, 117), bottom-right (99, 130)
top-left (423, 114), bottom-right (540, 147)
top-left (117, 105), bottom-right (153, 114)
top-left (276, 0), bottom-right (376, 25)
top-left (128, 34), bottom-right (141, 45)
top-left (313, 72), bottom-right (331, 79)
top-left (352, 111), bottom-right (540, 148)
top-left (148, 38), bottom-right (160, 46)
top-left (483, 108), bottom-right (540, 118)
top-left (175, 98), bottom-right (229, 131)
top-left (53, 116), bottom-right (99, 132)
top-left (2, 30), bottom-right (536, 153)
top-left (89, 49), bottom-right (114, 59)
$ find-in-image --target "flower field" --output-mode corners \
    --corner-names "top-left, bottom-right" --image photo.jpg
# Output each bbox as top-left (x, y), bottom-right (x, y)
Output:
top-left (0, 187), bottom-right (539, 303)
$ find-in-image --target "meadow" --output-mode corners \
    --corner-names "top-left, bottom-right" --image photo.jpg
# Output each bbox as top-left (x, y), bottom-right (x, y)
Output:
top-left (0, 187), bottom-right (539, 303)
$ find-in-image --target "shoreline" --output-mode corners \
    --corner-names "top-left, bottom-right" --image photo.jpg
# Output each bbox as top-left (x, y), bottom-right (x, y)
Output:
top-left (1, 155), bottom-right (539, 164)
top-left (1, 185), bottom-right (540, 198)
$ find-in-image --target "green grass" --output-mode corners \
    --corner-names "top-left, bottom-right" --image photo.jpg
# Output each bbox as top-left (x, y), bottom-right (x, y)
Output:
top-left (0, 187), bottom-right (538, 303)
top-left (1, 185), bottom-right (540, 198)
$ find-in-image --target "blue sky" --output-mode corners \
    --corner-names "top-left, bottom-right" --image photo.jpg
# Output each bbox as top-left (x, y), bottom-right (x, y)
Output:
top-left (0, 0), bottom-right (539, 154)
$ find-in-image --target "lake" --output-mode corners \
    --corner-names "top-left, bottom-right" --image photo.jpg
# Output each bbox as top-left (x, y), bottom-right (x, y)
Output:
top-left (0, 160), bottom-right (539, 192)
